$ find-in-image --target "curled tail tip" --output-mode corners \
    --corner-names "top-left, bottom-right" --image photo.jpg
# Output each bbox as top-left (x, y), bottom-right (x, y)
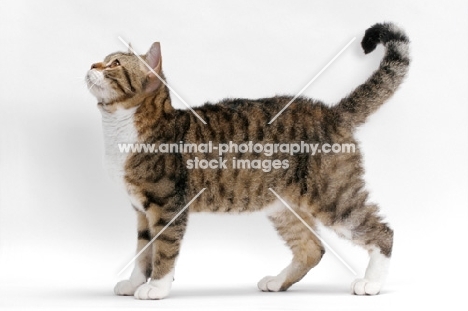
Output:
top-left (361, 23), bottom-right (386, 54)
top-left (361, 22), bottom-right (409, 54)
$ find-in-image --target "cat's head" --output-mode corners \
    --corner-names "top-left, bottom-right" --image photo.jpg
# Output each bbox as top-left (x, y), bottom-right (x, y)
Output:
top-left (86, 42), bottom-right (163, 105)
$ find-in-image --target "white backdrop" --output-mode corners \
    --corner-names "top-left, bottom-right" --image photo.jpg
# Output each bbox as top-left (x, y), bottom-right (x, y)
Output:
top-left (0, 1), bottom-right (467, 310)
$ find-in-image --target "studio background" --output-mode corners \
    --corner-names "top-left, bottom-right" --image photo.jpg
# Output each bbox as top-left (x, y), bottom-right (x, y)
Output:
top-left (0, 1), bottom-right (467, 310)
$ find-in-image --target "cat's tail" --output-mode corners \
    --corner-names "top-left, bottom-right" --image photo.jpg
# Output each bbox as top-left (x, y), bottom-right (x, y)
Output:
top-left (335, 22), bottom-right (410, 130)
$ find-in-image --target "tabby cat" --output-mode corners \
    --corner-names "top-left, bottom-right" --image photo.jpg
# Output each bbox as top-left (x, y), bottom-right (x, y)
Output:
top-left (86, 23), bottom-right (409, 299)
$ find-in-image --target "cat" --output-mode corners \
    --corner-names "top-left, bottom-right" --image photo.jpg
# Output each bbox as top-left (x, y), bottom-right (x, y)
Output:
top-left (86, 22), bottom-right (409, 299)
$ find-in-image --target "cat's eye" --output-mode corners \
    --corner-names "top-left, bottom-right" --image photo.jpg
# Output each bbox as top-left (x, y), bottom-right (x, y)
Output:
top-left (109, 59), bottom-right (120, 68)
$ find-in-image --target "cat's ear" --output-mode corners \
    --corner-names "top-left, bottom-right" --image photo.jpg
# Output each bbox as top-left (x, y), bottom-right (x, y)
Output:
top-left (127, 42), bottom-right (133, 54)
top-left (143, 42), bottom-right (163, 92)
top-left (145, 42), bottom-right (162, 75)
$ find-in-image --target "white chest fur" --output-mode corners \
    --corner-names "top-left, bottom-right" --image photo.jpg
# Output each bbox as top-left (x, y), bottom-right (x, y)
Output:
top-left (100, 106), bottom-right (139, 190)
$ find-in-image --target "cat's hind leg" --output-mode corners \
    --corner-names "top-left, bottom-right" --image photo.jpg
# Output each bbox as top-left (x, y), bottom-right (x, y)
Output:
top-left (328, 201), bottom-right (393, 295)
top-left (114, 210), bottom-right (152, 296)
top-left (258, 202), bottom-right (325, 292)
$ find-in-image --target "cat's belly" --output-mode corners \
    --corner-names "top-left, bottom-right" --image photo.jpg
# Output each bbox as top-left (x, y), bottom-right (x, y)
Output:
top-left (188, 199), bottom-right (285, 214)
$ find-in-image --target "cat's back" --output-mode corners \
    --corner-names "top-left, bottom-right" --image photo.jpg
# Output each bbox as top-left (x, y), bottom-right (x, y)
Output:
top-left (188, 96), bottom-right (346, 144)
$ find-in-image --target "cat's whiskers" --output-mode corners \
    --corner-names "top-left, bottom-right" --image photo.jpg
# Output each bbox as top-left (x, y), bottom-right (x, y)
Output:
top-left (88, 82), bottom-right (97, 92)
top-left (84, 76), bottom-right (99, 92)
top-left (71, 75), bottom-right (102, 102)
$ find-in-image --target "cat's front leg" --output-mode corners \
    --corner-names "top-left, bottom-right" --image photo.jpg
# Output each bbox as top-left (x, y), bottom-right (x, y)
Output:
top-left (134, 197), bottom-right (188, 300)
top-left (114, 211), bottom-right (152, 296)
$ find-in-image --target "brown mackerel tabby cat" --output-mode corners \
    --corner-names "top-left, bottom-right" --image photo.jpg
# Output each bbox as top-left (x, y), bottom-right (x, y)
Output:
top-left (86, 23), bottom-right (409, 299)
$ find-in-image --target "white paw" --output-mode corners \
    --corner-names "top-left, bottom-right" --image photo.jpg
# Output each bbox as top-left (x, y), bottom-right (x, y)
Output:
top-left (134, 280), bottom-right (171, 300)
top-left (257, 276), bottom-right (284, 292)
top-left (114, 280), bottom-right (142, 296)
top-left (351, 278), bottom-right (381, 295)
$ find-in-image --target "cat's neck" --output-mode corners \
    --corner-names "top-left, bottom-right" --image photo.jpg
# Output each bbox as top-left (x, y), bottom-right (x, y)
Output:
top-left (98, 84), bottom-right (174, 185)
top-left (98, 84), bottom-right (174, 142)
top-left (99, 105), bottom-right (138, 186)
top-left (133, 85), bottom-right (175, 140)
top-left (99, 105), bottom-right (139, 150)
top-left (138, 85), bottom-right (173, 115)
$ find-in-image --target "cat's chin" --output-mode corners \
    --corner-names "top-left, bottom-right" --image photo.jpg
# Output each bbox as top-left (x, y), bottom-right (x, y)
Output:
top-left (92, 90), bottom-right (124, 107)
top-left (88, 88), bottom-right (109, 104)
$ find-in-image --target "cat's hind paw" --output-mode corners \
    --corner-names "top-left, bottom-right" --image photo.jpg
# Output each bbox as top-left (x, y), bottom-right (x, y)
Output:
top-left (114, 280), bottom-right (141, 296)
top-left (134, 280), bottom-right (171, 300)
top-left (257, 275), bottom-right (284, 292)
top-left (351, 278), bottom-right (381, 295)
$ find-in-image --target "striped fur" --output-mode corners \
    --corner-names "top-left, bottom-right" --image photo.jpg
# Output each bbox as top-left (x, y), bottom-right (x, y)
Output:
top-left (87, 23), bottom-right (410, 298)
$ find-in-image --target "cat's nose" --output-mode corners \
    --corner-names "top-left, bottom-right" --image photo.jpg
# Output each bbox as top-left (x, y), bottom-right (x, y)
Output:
top-left (91, 62), bottom-right (104, 70)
